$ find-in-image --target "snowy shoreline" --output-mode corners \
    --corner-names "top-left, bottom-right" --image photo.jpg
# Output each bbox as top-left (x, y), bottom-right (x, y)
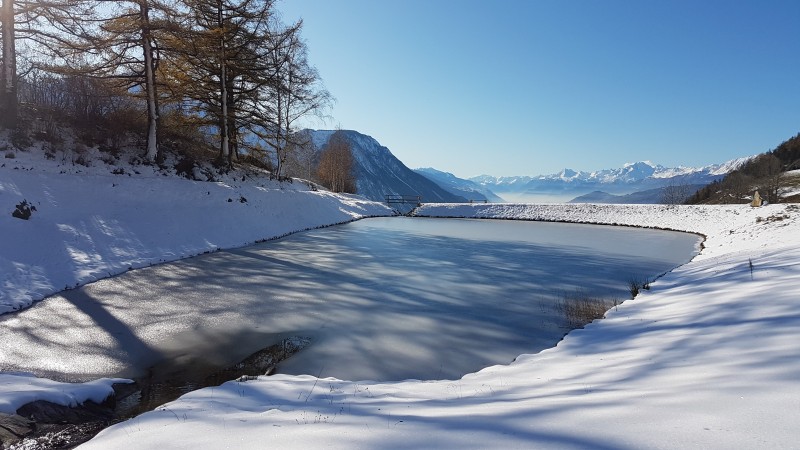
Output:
top-left (3, 157), bottom-right (799, 448)
top-left (77, 201), bottom-right (799, 449)
top-left (416, 207), bottom-right (710, 246)
top-left (415, 202), bottom-right (796, 261)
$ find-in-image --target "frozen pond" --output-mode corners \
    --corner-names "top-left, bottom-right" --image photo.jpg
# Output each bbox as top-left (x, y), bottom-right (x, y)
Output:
top-left (0, 218), bottom-right (701, 386)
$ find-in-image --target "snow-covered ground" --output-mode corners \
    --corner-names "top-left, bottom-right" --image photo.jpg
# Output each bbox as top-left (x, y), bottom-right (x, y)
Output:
top-left (78, 202), bottom-right (799, 449)
top-left (3, 148), bottom-right (800, 448)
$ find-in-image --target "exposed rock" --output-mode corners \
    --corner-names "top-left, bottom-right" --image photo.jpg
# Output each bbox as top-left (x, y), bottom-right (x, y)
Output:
top-left (1, 386), bottom-right (127, 449)
top-left (204, 336), bottom-right (311, 385)
top-left (16, 399), bottom-right (114, 425)
top-left (0, 412), bottom-right (35, 447)
top-left (8, 421), bottom-right (110, 450)
top-left (11, 200), bottom-right (34, 220)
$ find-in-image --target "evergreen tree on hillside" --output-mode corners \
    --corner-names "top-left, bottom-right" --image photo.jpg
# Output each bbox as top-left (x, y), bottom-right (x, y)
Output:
top-left (686, 133), bottom-right (798, 204)
top-left (93, 0), bottom-right (176, 162)
top-left (771, 132), bottom-right (800, 170)
top-left (166, 0), bottom-right (284, 167)
top-left (2, 0), bottom-right (330, 174)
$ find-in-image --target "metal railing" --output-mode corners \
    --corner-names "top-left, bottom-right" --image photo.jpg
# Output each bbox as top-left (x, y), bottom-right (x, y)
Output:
top-left (385, 194), bottom-right (422, 206)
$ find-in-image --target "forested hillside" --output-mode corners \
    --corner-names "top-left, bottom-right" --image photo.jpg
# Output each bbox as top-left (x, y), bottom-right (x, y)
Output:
top-left (687, 133), bottom-right (800, 204)
top-left (0, 0), bottom-right (344, 188)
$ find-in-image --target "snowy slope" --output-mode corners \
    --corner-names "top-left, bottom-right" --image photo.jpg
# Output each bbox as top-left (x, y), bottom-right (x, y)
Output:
top-left (414, 167), bottom-right (504, 202)
top-left (77, 201), bottom-right (800, 449)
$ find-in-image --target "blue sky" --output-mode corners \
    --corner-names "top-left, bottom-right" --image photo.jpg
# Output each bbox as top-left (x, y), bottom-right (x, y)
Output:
top-left (278, 0), bottom-right (800, 178)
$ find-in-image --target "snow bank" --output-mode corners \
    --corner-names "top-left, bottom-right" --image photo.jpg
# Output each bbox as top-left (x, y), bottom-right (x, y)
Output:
top-left (0, 372), bottom-right (129, 415)
top-left (414, 202), bottom-right (792, 260)
top-left (0, 159), bottom-right (393, 314)
top-left (79, 202), bottom-right (800, 449)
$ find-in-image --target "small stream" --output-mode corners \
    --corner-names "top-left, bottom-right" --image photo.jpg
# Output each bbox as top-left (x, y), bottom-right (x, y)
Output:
top-left (114, 336), bottom-right (311, 419)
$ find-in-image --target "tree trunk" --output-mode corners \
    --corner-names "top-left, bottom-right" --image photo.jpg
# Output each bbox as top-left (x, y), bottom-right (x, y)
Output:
top-left (226, 73), bottom-right (236, 165)
top-left (274, 88), bottom-right (284, 177)
top-left (139, 0), bottom-right (159, 162)
top-left (1, 0), bottom-right (17, 128)
top-left (217, 1), bottom-right (229, 164)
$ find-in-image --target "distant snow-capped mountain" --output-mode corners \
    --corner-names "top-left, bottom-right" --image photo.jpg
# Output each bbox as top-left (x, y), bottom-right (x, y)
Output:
top-left (471, 158), bottom-right (751, 203)
top-left (414, 168), bottom-right (505, 203)
top-left (475, 159), bottom-right (749, 186)
top-left (303, 130), bottom-right (465, 204)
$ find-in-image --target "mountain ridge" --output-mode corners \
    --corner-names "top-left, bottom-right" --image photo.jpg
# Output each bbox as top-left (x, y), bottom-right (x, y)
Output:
top-left (302, 130), bottom-right (466, 204)
top-left (413, 167), bottom-right (504, 203)
top-left (468, 157), bottom-right (752, 202)
top-left (472, 157), bottom-right (753, 186)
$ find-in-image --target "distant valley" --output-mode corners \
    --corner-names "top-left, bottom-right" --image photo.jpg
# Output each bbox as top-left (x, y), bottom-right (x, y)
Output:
top-left (302, 129), bottom-right (750, 205)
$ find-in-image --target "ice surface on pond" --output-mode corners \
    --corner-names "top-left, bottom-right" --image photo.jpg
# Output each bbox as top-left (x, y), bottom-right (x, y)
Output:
top-left (0, 218), bottom-right (700, 382)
